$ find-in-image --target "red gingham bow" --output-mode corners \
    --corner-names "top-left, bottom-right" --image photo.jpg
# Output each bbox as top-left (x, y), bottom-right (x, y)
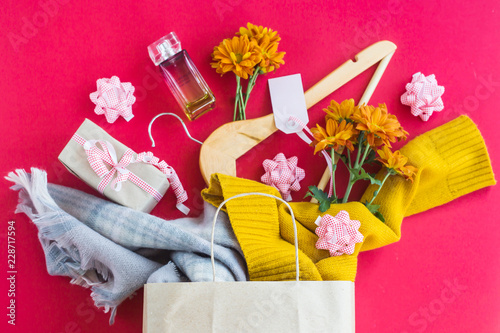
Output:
top-left (314, 210), bottom-right (364, 256)
top-left (401, 72), bottom-right (445, 121)
top-left (261, 153), bottom-right (305, 201)
top-left (83, 138), bottom-right (135, 193)
top-left (90, 76), bottom-right (136, 123)
top-left (72, 134), bottom-right (189, 214)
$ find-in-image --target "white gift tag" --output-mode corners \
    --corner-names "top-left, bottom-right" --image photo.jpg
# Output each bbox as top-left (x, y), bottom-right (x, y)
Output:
top-left (268, 74), bottom-right (309, 134)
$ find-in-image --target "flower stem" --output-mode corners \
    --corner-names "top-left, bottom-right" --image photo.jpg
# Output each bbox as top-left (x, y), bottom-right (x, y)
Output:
top-left (368, 170), bottom-right (392, 205)
top-left (343, 132), bottom-right (365, 203)
top-left (354, 132), bottom-right (365, 168)
top-left (233, 75), bottom-right (241, 121)
top-left (342, 173), bottom-right (354, 203)
top-left (240, 67), bottom-right (260, 118)
top-left (330, 149), bottom-right (337, 199)
top-left (247, 69), bottom-right (260, 102)
top-left (347, 147), bottom-right (352, 169)
top-left (235, 75), bottom-right (247, 121)
top-left (359, 141), bottom-right (372, 167)
top-left (238, 83), bottom-right (245, 120)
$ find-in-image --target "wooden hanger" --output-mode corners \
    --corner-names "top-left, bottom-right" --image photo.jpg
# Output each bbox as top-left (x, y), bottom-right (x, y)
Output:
top-left (199, 40), bottom-right (397, 186)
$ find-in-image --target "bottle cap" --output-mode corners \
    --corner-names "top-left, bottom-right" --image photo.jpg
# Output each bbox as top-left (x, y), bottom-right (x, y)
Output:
top-left (148, 32), bottom-right (182, 66)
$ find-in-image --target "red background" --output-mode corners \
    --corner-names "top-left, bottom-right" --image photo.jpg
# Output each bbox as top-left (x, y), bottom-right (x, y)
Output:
top-left (1, 0), bottom-right (500, 332)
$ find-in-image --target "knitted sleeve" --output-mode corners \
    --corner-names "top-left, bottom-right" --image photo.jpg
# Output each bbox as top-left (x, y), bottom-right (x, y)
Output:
top-left (202, 116), bottom-right (495, 282)
top-left (392, 115), bottom-right (494, 214)
top-left (359, 115), bottom-right (496, 250)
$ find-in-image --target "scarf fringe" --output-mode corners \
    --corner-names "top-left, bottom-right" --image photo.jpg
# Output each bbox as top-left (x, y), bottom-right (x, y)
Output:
top-left (6, 168), bottom-right (119, 325)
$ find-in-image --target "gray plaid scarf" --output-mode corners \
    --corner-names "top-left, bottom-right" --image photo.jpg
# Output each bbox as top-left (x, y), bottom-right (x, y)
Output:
top-left (6, 168), bottom-right (247, 324)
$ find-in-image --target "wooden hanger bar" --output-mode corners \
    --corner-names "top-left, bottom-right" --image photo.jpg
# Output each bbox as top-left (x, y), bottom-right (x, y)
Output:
top-left (199, 41), bottom-right (397, 185)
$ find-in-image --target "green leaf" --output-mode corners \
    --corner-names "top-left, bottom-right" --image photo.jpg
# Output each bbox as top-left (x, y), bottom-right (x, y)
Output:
top-left (306, 186), bottom-right (339, 213)
top-left (319, 200), bottom-right (331, 212)
top-left (349, 167), bottom-right (382, 186)
top-left (373, 211), bottom-right (385, 222)
top-left (363, 202), bottom-right (380, 214)
top-left (305, 186), bottom-right (329, 201)
top-left (364, 169), bottom-right (381, 185)
top-left (363, 201), bottom-right (385, 223)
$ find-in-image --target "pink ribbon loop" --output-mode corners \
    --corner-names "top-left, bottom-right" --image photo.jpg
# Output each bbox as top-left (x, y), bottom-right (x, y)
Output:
top-left (71, 134), bottom-right (189, 214)
top-left (148, 158), bottom-right (189, 214)
top-left (136, 152), bottom-right (160, 166)
top-left (288, 115), bottom-right (335, 198)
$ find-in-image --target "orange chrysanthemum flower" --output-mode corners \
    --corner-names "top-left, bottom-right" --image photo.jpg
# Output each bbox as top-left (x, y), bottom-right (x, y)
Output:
top-left (324, 99), bottom-right (359, 122)
top-left (238, 23), bottom-right (285, 73)
top-left (211, 35), bottom-right (261, 79)
top-left (400, 165), bottom-right (418, 182)
top-left (311, 119), bottom-right (356, 154)
top-left (376, 146), bottom-right (417, 182)
top-left (238, 22), bottom-right (281, 45)
top-left (254, 37), bottom-right (285, 73)
top-left (376, 146), bottom-right (407, 170)
top-left (352, 104), bottom-right (408, 147)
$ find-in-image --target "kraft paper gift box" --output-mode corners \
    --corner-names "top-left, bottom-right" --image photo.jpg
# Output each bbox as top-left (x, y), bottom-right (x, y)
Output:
top-left (58, 118), bottom-right (170, 213)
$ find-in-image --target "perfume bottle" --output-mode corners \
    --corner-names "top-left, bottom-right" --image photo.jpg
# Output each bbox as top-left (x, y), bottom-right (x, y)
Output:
top-left (148, 32), bottom-right (216, 120)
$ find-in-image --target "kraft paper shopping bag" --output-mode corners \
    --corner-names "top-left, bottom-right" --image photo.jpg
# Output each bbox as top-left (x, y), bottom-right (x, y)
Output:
top-left (143, 193), bottom-right (355, 333)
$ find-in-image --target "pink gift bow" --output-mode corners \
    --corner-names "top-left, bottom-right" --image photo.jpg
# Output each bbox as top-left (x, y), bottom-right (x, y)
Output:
top-left (72, 133), bottom-right (189, 215)
top-left (89, 76), bottom-right (136, 123)
top-left (261, 153), bottom-right (305, 201)
top-left (314, 210), bottom-right (364, 256)
top-left (401, 72), bottom-right (445, 121)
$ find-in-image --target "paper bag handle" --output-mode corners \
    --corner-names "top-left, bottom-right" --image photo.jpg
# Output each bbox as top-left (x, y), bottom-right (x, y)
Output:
top-left (211, 192), bottom-right (300, 282)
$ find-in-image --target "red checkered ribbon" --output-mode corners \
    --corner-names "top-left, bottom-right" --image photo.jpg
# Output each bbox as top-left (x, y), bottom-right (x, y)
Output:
top-left (90, 76), bottom-right (136, 123)
top-left (261, 153), bottom-right (305, 201)
top-left (72, 134), bottom-right (189, 214)
top-left (401, 72), bottom-right (445, 121)
top-left (314, 210), bottom-right (364, 256)
top-left (287, 116), bottom-right (334, 197)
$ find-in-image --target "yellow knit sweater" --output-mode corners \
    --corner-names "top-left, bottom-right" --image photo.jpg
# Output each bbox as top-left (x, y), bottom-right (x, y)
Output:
top-left (202, 116), bottom-right (495, 282)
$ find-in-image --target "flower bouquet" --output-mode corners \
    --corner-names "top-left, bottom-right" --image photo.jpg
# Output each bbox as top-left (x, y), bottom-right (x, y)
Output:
top-left (211, 23), bottom-right (286, 121)
top-left (305, 99), bottom-right (418, 221)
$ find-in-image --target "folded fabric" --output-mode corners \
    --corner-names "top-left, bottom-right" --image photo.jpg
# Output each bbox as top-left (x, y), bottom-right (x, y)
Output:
top-left (6, 169), bottom-right (247, 324)
top-left (202, 115), bottom-right (496, 282)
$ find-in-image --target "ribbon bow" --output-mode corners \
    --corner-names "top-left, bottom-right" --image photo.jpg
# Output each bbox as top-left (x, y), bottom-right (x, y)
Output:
top-left (83, 139), bottom-right (135, 193)
top-left (261, 153), bottom-right (305, 201)
top-left (72, 134), bottom-right (189, 214)
top-left (90, 76), bottom-right (136, 123)
top-left (401, 72), bottom-right (445, 121)
top-left (314, 210), bottom-right (364, 256)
